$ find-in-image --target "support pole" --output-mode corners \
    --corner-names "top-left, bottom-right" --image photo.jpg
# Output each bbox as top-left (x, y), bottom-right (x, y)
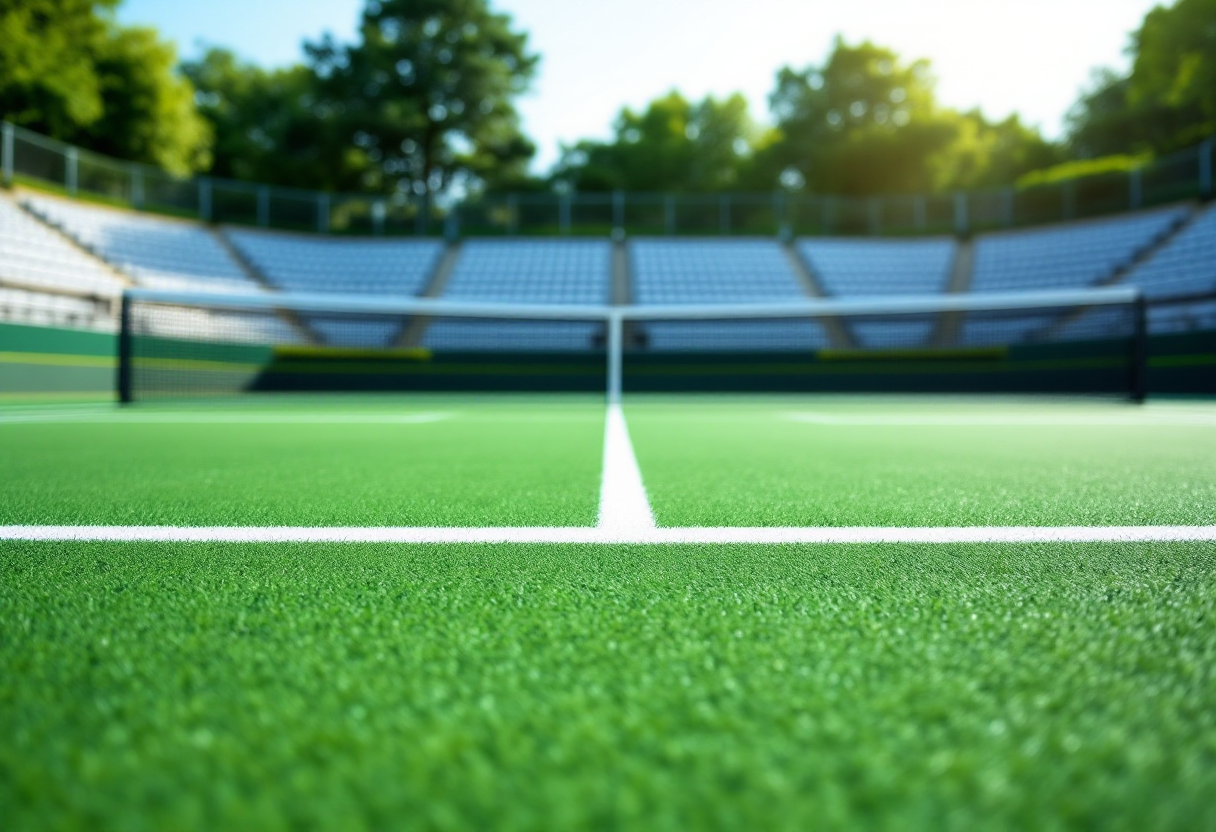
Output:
top-left (1200, 138), bottom-right (1214, 199)
top-left (3, 122), bottom-right (15, 186)
top-left (606, 310), bottom-right (623, 404)
top-left (65, 147), bottom-right (78, 196)
top-left (613, 189), bottom-right (624, 234)
top-left (1130, 293), bottom-right (1148, 403)
top-left (199, 178), bottom-right (212, 222)
top-left (317, 193), bottom-right (330, 234)
top-left (131, 167), bottom-right (144, 210)
top-left (1129, 168), bottom-right (1143, 210)
top-left (118, 293), bottom-right (133, 405)
top-left (373, 200), bottom-right (386, 236)
top-left (559, 193), bottom-right (571, 235)
top-left (953, 192), bottom-right (968, 236)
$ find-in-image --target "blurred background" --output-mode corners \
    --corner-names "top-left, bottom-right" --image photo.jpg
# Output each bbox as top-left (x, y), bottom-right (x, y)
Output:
top-left (4, 0), bottom-right (1213, 209)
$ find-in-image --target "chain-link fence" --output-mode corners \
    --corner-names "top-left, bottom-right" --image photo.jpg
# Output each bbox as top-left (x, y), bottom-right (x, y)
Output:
top-left (4, 121), bottom-right (1213, 239)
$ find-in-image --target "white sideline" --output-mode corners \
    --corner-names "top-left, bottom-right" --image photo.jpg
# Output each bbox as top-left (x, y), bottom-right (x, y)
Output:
top-left (596, 403), bottom-right (656, 533)
top-left (788, 412), bottom-right (1216, 427)
top-left (0, 411), bottom-right (452, 425)
top-left (3, 525), bottom-right (1216, 544)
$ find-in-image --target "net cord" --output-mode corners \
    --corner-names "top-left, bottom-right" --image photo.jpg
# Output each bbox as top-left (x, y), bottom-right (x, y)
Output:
top-left (122, 286), bottom-right (1141, 321)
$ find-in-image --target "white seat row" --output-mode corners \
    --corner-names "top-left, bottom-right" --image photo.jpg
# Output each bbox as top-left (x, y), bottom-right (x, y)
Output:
top-left (971, 207), bottom-right (1187, 292)
top-left (798, 238), bottom-right (955, 296)
top-left (0, 195), bottom-right (123, 296)
top-left (227, 229), bottom-right (443, 296)
top-left (21, 194), bottom-right (257, 292)
top-left (629, 239), bottom-right (826, 351)
top-left (426, 241), bottom-right (611, 351)
top-left (0, 287), bottom-right (115, 331)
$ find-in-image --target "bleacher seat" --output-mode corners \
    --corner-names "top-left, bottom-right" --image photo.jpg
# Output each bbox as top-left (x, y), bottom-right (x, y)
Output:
top-left (0, 195), bottom-right (123, 299)
top-left (798, 238), bottom-right (955, 347)
top-left (226, 229), bottom-right (445, 346)
top-left (630, 239), bottom-right (825, 351)
top-left (0, 286), bottom-right (113, 331)
top-left (970, 207), bottom-right (1187, 293)
top-left (1121, 204), bottom-right (1216, 299)
top-left (425, 240), bottom-right (610, 350)
top-left (798, 238), bottom-right (955, 296)
top-left (962, 207), bottom-right (1189, 344)
top-left (22, 194), bottom-right (257, 292)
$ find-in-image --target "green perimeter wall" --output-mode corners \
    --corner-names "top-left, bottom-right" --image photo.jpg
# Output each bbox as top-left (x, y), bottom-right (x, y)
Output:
top-left (0, 322), bottom-right (115, 399)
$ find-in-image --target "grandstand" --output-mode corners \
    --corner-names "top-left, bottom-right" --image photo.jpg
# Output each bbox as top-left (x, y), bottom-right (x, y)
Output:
top-left (629, 238), bottom-right (829, 351)
top-left (0, 194), bottom-right (123, 330)
top-left (22, 193), bottom-right (259, 293)
top-left (423, 240), bottom-right (610, 350)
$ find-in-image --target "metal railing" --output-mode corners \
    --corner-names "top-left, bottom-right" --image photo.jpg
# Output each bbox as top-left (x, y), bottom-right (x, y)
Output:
top-left (3, 120), bottom-right (1213, 239)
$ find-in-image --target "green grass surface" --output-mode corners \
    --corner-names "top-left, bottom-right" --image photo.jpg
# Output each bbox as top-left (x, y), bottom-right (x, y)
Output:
top-left (3, 395), bottom-right (1215, 830)
top-left (627, 398), bottom-right (1216, 527)
top-left (0, 399), bottom-right (604, 527)
top-left (3, 540), bottom-right (1214, 831)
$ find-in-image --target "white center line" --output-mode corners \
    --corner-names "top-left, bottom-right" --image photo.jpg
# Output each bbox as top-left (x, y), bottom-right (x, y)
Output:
top-left (596, 403), bottom-right (656, 534)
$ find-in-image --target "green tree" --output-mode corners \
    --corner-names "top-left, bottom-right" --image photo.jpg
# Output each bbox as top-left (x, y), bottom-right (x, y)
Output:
top-left (182, 48), bottom-right (330, 188)
top-left (304, 0), bottom-right (538, 198)
top-left (552, 91), bottom-right (754, 192)
top-left (753, 38), bottom-right (1057, 196)
top-left (0, 0), bottom-right (210, 175)
top-left (1068, 0), bottom-right (1216, 156)
top-left (83, 25), bottom-right (211, 174)
top-left (0, 0), bottom-right (111, 136)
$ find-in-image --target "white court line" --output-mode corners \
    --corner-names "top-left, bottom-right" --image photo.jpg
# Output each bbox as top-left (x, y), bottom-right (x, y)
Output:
top-left (596, 403), bottom-right (656, 533)
top-left (4, 404), bottom-right (1213, 544)
top-left (787, 412), bottom-right (1216, 427)
top-left (0, 412), bottom-right (452, 425)
top-left (2, 525), bottom-right (1216, 544)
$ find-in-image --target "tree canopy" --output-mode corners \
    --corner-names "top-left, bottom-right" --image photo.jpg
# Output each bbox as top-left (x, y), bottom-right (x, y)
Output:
top-left (1, 0), bottom-right (1213, 198)
top-left (0, 0), bottom-right (210, 174)
top-left (304, 0), bottom-right (538, 197)
top-left (552, 91), bottom-right (754, 193)
top-left (1068, 0), bottom-right (1216, 156)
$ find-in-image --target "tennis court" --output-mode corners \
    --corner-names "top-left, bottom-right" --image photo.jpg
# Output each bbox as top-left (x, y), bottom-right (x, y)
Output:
top-left (3, 394), bottom-right (1215, 830)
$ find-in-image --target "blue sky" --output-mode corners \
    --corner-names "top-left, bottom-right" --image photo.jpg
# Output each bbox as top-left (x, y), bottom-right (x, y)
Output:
top-left (119, 0), bottom-right (1161, 172)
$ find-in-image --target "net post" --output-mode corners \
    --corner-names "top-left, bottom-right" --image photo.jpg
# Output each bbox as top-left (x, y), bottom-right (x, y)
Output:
top-left (118, 292), bottom-right (133, 405)
top-left (606, 309), bottom-right (623, 405)
top-left (1129, 292), bottom-right (1148, 403)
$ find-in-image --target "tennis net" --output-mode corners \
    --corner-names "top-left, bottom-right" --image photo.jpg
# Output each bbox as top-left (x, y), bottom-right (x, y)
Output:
top-left (118, 286), bottom-right (1148, 401)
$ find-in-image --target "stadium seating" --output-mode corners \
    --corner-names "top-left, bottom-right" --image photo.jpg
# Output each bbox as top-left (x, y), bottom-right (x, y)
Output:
top-left (0, 286), bottom-right (113, 331)
top-left (1119, 205), bottom-right (1216, 333)
top-left (225, 229), bottom-right (445, 346)
top-left (21, 193), bottom-right (257, 292)
top-left (969, 206), bottom-right (1188, 293)
top-left (0, 195), bottom-right (124, 299)
top-left (797, 237), bottom-right (955, 296)
top-left (797, 238), bottom-right (956, 347)
top-left (424, 240), bottom-right (610, 350)
top-left (630, 239), bottom-right (826, 351)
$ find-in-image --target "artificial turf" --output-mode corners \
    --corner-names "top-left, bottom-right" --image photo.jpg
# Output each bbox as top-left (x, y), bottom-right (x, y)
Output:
top-left (3, 395), bottom-right (1214, 830)
top-left (2, 540), bottom-right (1214, 831)
top-left (626, 398), bottom-right (1216, 527)
top-left (0, 399), bottom-right (604, 527)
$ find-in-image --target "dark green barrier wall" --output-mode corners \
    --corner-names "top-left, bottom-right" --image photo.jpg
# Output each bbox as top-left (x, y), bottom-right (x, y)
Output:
top-left (0, 322), bottom-right (116, 398)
